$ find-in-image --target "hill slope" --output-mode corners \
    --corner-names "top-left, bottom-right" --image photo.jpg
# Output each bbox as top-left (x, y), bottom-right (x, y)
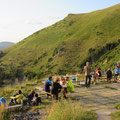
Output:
top-left (0, 4), bottom-right (120, 79)
top-left (0, 42), bottom-right (14, 50)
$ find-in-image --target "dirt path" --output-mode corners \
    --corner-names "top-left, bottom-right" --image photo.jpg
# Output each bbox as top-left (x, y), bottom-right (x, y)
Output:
top-left (71, 83), bottom-right (120, 120)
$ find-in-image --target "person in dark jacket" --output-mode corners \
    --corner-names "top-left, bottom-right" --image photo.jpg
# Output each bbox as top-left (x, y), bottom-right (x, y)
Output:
top-left (51, 77), bottom-right (62, 100)
top-left (106, 68), bottom-right (112, 82)
top-left (44, 76), bottom-right (53, 98)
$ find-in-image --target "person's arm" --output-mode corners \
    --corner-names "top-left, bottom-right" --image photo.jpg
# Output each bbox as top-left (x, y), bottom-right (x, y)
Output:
top-left (58, 84), bottom-right (62, 89)
top-left (48, 80), bottom-right (52, 86)
top-left (11, 95), bottom-right (19, 99)
top-left (83, 66), bottom-right (85, 73)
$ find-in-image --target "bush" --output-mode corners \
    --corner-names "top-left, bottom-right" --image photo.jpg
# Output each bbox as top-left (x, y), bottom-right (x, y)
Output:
top-left (24, 71), bottom-right (36, 80)
top-left (116, 104), bottom-right (120, 109)
top-left (45, 100), bottom-right (97, 120)
top-left (48, 58), bottom-right (53, 62)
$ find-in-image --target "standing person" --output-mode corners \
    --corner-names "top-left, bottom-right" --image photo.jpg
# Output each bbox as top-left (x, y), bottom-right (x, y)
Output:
top-left (83, 62), bottom-right (93, 88)
top-left (51, 77), bottom-right (62, 100)
top-left (106, 68), bottom-right (112, 82)
top-left (115, 66), bottom-right (119, 80)
top-left (44, 76), bottom-right (53, 98)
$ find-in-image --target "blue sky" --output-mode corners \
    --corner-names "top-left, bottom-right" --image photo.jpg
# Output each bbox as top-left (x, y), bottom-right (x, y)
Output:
top-left (0, 0), bottom-right (119, 43)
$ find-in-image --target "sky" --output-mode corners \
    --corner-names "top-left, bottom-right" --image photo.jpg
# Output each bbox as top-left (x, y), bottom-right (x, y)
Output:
top-left (0, 0), bottom-right (120, 43)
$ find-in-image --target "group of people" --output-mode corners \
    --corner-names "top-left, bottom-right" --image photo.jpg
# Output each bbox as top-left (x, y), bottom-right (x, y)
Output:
top-left (0, 62), bottom-right (119, 106)
top-left (44, 76), bottom-right (74, 100)
top-left (10, 90), bottom-right (41, 106)
top-left (83, 62), bottom-right (120, 88)
top-left (0, 90), bottom-right (41, 107)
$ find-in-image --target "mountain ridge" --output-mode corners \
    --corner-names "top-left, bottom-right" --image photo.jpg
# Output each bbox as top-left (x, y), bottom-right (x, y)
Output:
top-left (0, 41), bottom-right (14, 50)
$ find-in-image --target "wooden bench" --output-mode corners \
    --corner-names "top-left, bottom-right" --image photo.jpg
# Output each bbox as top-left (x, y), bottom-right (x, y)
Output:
top-left (36, 87), bottom-right (53, 96)
top-left (5, 104), bottom-right (22, 110)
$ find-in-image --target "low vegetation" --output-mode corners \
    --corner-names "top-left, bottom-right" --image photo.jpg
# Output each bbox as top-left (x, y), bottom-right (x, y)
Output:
top-left (0, 80), bottom-right (98, 120)
top-left (111, 111), bottom-right (120, 120)
top-left (45, 100), bottom-right (97, 120)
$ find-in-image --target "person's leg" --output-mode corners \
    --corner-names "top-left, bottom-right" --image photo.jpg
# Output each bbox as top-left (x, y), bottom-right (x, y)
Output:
top-left (63, 88), bottom-right (67, 98)
top-left (85, 75), bottom-right (88, 88)
top-left (116, 74), bottom-right (118, 80)
top-left (88, 75), bottom-right (91, 87)
top-left (56, 94), bottom-right (58, 100)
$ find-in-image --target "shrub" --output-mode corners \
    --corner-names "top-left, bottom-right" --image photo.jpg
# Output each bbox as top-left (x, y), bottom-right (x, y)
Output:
top-left (48, 57), bottom-right (53, 62)
top-left (24, 71), bottom-right (36, 80)
top-left (33, 59), bottom-right (38, 65)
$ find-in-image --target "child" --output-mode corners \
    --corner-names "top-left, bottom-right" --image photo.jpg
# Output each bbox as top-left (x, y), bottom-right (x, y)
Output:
top-left (60, 76), bottom-right (67, 99)
top-left (106, 68), bottom-right (112, 82)
top-left (91, 72), bottom-right (97, 84)
top-left (115, 66), bottom-right (119, 80)
top-left (51, 77), bottom-right (62, 100)
top-left (32, 93), bottom-right (41, 106)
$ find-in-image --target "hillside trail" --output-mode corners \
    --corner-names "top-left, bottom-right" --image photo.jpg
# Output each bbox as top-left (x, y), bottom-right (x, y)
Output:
top-left (71, 83), bottom-right (120, 120)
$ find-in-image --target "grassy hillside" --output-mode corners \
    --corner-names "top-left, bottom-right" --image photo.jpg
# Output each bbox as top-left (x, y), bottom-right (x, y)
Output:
top-left (0, 4), bottom-right (120, 80)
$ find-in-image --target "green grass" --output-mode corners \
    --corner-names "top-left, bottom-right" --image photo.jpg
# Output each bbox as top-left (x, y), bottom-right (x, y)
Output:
top-left (0, 80), bottom-right (98, 120)
top-left (111, 111), bottom-right (120, 120)
top-left (110, 104), bottom-right (120, 120)
top-left (0, 4), bottom-right (120, 82)
top-left (45, 100), bottom-right (97, 120)
top-left (0, 79), bottom-right (50, 120)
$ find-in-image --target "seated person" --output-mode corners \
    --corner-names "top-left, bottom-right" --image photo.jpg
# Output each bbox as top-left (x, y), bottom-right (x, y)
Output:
top-left (51, 77), bottom-right (62, 100)
top-left (11, 90), bottom-right (26, 104)
top-left (32, 93), bottom-right (41, 106)
top-left (27, 90), bottom-right (35, 102)
top-left (66, 77), bottom-right (74, 92)
top-left (106, 68), bottom-right (112, 82)
top-left (44, 76), bottom-right (53, 98)
top-left (0, 97), bottom-right (7, 106)
top-left (10, 90), bottom-right (22, 104)
top-left (60, 76), bottom-right (67, 99)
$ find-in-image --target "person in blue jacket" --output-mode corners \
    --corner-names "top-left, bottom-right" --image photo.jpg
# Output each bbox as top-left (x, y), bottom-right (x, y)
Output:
top-left (44, 76), bottom-right (53, 98)
top-left (0, 97), bottom-right (7, 106)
